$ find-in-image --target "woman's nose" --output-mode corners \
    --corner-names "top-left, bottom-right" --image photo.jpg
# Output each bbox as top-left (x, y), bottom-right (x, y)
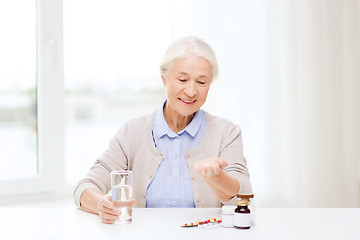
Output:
top-left (184, 82), bottom-right (197, 97)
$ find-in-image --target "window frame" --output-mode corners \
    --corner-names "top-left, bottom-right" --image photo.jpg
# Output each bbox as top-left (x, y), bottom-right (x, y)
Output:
top-left (0, 0), bottom-right (65, 196)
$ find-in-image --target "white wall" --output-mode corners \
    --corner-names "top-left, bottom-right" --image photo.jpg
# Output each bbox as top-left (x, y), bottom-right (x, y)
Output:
top-left (180, 0), bottom-right (360, 207)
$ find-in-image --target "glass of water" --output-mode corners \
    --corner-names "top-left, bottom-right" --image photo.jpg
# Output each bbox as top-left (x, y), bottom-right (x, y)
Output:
top-left (111, 170), bottom-right (133, 224)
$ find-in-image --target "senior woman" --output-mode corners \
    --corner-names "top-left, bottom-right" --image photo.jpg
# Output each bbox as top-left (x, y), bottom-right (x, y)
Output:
top-left (73, 36), bottom-right (252, 224)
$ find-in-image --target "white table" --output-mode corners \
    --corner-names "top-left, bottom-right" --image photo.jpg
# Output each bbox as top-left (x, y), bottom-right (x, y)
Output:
top-left (1, 207), bottom-right (359, 240)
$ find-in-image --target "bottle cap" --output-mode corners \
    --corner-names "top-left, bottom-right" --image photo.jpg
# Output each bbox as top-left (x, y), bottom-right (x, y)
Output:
top-left (236, 193), bottom-right (254, 199)
top-left (222, 205), bottom-right (237, 214)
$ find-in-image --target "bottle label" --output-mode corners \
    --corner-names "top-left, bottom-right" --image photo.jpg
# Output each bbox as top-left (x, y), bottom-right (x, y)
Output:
top-left (234, 213), bottom-right (251, 228)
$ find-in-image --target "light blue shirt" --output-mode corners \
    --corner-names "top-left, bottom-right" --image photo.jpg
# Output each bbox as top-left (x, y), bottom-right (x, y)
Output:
top-left (146, 101), bottom-right (206, 208)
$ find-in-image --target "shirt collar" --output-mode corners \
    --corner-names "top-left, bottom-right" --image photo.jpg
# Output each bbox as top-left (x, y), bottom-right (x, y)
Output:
top-left (153, 100), bottom-right (204, 139)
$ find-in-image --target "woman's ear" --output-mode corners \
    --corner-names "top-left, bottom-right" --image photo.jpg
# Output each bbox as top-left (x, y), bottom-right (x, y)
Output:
top-left (161, 76), bottom-right (166, 86)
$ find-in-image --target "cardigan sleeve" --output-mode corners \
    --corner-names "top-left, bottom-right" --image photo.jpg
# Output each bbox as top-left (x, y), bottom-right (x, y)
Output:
top-left (73, 124), bottom-right (130, 208)
top-left (220, 124), bottom-right (253, 201)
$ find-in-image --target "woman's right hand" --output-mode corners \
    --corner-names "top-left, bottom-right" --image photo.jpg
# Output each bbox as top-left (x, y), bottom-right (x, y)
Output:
top-left (96, 194), bottom-right (122, 224)
top-left (80, 188), bottom-right (136, 224)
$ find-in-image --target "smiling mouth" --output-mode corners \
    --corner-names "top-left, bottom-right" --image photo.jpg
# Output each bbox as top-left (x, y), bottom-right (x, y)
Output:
top-left (179, 98), bottom-right (196, 104)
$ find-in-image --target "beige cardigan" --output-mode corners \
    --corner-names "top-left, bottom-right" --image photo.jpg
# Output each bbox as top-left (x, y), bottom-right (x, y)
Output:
top-left (73, 111), bottom-right (252, 208)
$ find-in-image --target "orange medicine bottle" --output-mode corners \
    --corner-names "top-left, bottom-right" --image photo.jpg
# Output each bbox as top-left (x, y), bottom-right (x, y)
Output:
top-left (234, 194), bottom-right (254, 229)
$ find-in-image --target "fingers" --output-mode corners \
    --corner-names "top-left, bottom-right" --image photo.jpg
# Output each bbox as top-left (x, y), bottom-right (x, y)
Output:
top-left (97, 195), bottom-right (137, 224)
top-left (97, 196), bottom-right (120, 224)
top-left (199, 165), bottom-right (217, 176)
top-left (219, 159), bottom-right (229, 168)
top-left (103, 195), bottom-right (114, 208)
top-left (194, 158), bottom-right (228, 177)
top-left (100, 210), bottom-right (119, 224)
top-left (99, 206), bottom-right (120, 224)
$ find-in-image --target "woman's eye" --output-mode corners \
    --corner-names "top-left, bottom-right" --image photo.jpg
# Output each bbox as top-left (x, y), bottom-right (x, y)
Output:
top-left (179, 79), bottom-right (187, 82)
top-left (198, 81), bottom-right (206, 85)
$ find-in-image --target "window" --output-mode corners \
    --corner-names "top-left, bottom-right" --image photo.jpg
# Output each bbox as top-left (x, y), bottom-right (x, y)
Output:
top-left (0, 1), bottom-right (37, 180)
top-left (0, 0), bottom-right (185, 197)
top-left (0, 0), bottom-right (190, 197)
top-left (0, 0), bottom-right (64, 196)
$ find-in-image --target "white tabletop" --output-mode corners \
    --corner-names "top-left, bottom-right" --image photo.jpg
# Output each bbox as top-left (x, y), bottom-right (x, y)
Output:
top-left (1, 207), bottom-right (359, 240)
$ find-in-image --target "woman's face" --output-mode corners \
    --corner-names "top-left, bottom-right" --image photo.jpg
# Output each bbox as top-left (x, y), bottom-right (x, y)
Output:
top-left (162, 55), bottom-right (212, 118)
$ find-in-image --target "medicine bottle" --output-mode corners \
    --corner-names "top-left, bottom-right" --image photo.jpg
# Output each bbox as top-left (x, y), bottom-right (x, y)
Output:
top-left (221, 205), bottom-right (236, 228)
top-left (234, 194), bottom-right (254, 229)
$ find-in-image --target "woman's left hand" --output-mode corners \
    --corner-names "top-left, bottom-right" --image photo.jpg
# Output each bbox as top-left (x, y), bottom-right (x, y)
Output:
top-left (193, 157), bottom-right (228, 178)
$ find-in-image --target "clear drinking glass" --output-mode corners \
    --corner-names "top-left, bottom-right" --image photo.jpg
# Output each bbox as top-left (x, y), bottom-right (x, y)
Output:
top-left (111, 170), bottom-right (133, 224)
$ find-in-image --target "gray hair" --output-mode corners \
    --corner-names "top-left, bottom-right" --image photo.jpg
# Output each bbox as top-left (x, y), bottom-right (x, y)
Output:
top-left (160, 36), bottom-right (218, 80)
